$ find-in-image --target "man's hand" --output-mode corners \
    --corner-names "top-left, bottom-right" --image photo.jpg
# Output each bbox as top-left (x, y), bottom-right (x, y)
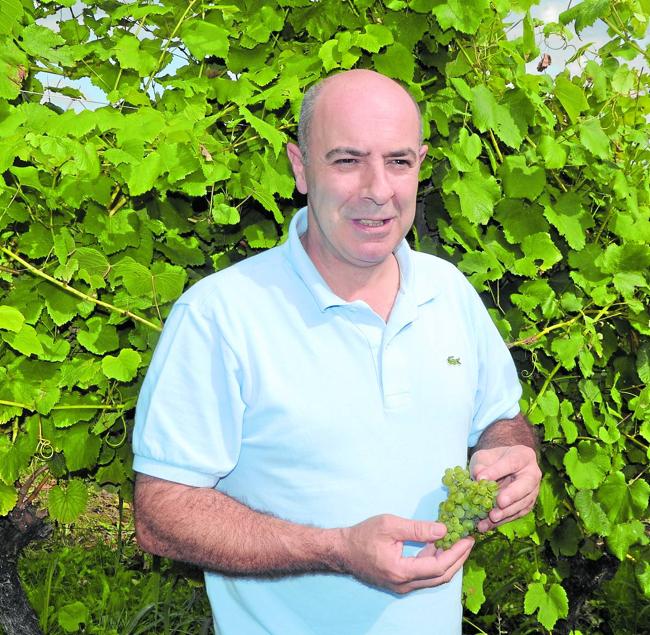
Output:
top-left (338, 514), bottom-right (474, 594)
top-left (469, 445), bottom-right (541, 532)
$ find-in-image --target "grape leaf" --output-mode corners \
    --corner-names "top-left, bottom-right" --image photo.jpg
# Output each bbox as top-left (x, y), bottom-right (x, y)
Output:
top-left (48, 479), bottom-right (88, 523)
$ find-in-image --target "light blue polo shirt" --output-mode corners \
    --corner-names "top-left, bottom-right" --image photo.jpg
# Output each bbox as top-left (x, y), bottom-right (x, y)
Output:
top-left (133, 207), bottom-right (521, 635)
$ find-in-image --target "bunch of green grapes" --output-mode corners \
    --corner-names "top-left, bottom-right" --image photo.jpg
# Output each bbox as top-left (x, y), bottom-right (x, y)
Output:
top-left (436, 466), bottom-right (499, 549)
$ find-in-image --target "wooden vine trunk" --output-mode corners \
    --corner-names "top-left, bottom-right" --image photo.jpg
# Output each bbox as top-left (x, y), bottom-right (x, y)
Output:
top-left (0, 507), bottom-right (51, 635)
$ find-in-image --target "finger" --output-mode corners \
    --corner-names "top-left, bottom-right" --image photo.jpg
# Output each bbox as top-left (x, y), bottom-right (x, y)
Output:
top-left (400, 536), bottom-right (474, 582)
top-left (393, 540), bottom-right (474, 593)
top-left (477, 492), bottom-right (538, 531)
top-left (474, 446), bottom-right (538, 482)
top-left (493, 490), bottom-right (538, 523)
top-left (391, 518), bottom-right (447, 543)
top-left (495, 474), bottom-right (540, 509)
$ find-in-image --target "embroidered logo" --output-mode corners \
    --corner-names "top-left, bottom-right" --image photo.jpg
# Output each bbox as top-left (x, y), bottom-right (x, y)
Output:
top-left (447, 356), bottom-right (461, 366)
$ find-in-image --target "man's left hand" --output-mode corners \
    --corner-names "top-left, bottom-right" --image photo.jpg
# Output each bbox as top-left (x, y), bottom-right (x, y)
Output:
top-left (469, 445), bottom-right (541, 532)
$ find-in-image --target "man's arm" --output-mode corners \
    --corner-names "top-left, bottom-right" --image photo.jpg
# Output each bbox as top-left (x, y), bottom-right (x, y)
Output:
top-left (134, 473), bottom-right (474, 594)
top-left (469, 412), bottom-right (541, 532)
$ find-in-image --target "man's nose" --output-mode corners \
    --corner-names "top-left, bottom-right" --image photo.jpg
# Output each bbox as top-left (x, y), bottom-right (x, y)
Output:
top-left (361, 163), bottom-right (394, 205)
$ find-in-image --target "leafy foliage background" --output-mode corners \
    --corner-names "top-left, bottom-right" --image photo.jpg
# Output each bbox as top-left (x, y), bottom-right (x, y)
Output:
top-left (1, 0), bottom-right (649, 632)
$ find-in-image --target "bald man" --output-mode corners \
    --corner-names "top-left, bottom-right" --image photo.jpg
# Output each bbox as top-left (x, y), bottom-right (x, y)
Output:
top-left (133, 70), bottom-right (541, 634)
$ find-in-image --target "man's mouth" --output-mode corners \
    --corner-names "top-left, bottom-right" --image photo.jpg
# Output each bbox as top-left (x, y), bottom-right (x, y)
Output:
top-left (355, 219), bottom-right (390, 227)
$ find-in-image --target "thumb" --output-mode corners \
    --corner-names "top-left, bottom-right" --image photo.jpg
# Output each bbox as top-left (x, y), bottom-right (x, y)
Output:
top-left (392, 519), bottom-right (447, 543)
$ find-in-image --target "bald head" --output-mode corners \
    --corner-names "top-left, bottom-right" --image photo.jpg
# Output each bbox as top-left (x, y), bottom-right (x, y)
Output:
top-left (297, 70), bottom-right (423, 164)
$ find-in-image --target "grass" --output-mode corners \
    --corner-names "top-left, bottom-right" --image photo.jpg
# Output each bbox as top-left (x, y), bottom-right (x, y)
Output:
top-left (17, 487), bottom-right (214, 635)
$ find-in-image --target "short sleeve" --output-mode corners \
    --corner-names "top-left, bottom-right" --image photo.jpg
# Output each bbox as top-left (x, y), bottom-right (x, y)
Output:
top-left (465, 284), bottom-right (522, 447)
top-left (132, 301), bottom-right (245, 487)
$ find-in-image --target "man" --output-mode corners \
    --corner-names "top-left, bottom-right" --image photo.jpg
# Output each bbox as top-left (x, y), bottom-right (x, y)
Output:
top-left (132, 69), bottom-right (541, 634)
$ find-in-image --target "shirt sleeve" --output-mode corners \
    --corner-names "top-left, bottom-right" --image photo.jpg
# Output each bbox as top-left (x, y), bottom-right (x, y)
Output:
top-left (465, 281), bottom-right (522, 447)
top-left (132, 300), bottom-right (245, 487)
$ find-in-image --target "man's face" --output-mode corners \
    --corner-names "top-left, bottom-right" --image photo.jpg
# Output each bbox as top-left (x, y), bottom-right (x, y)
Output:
top-left (288, 73), bottom-right (427, 278)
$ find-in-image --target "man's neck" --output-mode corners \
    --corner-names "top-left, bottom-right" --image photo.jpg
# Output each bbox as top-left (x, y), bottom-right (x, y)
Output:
top-left (300, 233), bottom-right (400, 322)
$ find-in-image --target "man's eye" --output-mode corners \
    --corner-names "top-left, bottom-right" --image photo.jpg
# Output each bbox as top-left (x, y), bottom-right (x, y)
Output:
top-left (334, 158), bottom-right (358, 165)
top-left (390, 159), bottom-right (411, 167)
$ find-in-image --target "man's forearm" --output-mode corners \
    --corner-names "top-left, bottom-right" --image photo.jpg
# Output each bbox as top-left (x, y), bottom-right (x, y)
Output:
top-left (134, 473), bottom-right (346, 576)
top-left (473, 412), bottom-right (538, 453)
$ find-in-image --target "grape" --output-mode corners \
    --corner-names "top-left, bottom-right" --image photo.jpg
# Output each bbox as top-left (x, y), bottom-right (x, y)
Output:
top-left (435, 466), bottom-right (499, 549)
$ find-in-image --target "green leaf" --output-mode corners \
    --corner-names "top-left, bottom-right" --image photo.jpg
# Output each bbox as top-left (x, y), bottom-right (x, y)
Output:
top-left (495, 200), bottom-right (550, 244)
top-left (0, 305), bottom-right (25, 332)
top-left (537, 475), bottom-right (560, 524)
top-left (554, 75), bottom-right (589, 123)
top-left (559, 0), bottom-right (610, 34)
top-left (518, 232), bottom-right (562, 274)
top-left (521, 11), bottom-right (537, 58)
top-left (54, 422), bottom-right (102, 470)
top-left (551, 330), bottom-right (584, 370)
top-left (574, 489), bottom-right (611, 536)
top-left (48, 479), bottom-right (88, 523)
top-left (239, 107), bottom-right (286, 157)
top-left (0, 481), bottom-right (18, 516)
top-left (127, 151), bottom-right (163, 196)
top-left (356, 24), bottom-right (394, 53)
top-left (462, 560), bottom-right (486, 613)
top-left (58, 601), bottom-right (89, 633)
top-left (431, 0), bottom-right (490, 34)
top-left (500, 156), bottom-right (546, 201)
top-left (372, 42), bottom-right (414, 82)
top-left (50, 394), bottom-right (99, 429)
top-left (542, 192), bottom-right (592, 250)
top-left (598, 243), bottom-right (650, 274)
top-left (113, 257), bottom-right (186, 304)
top-left (101, 348), bottom-right (142, 382)
top-left (0, 416), bottom-right (39, 484)
top-left (613, 271), bottom-right (647, 300)
top-left (563, 441), bottom-right (610, 489)
top-left (637, 561), bottom-right (650, 598)
top-left (212, 202), bottom-right (241, 225)
top-left (180, 20), bottom-right (230, 60)
top-left (73, 247), bottom-right (110, 289)
top-left (444, 128), bottom-right (482, 172)
top-left (95, 458), bottom-right (127, 486)
top-left (3, 324), bottom-right (44, 357)
top-left (244, 5), bottom-right (284, 44)
top-left (579, 118), bottom-right (610, 159)
top-left (244, 219), bottom-right (279, 249)
top-left (471, 85), bottom-right (523, 149)
top-left (246, 179), bottom-right (284, 224)
top-left (76, 317), bottom-right (120, 355)
top-left (637, 343), bottom-right (650, 384)
top-left (496, 510), bottom-right (536, 540)
top-left (0, 0), bottom-right (23, 35)
top-left (538, 135), bottom-right (567, 169)
top-left (606, 520), bottom-right (647, 561)
top-left (318, 39), bottom-right (339, 72)
top-left (524, 580), bottom-right (568, 631)
top-left (41, 285), bottom-right (86, 327)
top-left (19, 24), bottom-right (66, 59)
top-left (553, 517), bottom-right (580, 556)
top-left (114, 34), bottom-right (158, 76)
top-left (443, 168), bottom-right (501, 225)
top-left (596, 471), bottom-right (650, 523)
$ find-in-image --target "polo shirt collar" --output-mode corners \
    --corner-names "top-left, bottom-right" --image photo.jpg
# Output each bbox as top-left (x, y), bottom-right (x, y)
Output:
top-left (284, 207), bottom-right (438, 313)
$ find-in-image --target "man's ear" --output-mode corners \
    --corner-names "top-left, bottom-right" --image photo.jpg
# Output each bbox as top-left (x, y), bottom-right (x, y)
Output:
top-left (287, 142), bottom-right (308, 195)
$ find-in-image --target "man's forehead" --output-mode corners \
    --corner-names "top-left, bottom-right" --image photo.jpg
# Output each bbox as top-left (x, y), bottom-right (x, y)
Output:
top-left (311, 82), bottom-right (420, 144)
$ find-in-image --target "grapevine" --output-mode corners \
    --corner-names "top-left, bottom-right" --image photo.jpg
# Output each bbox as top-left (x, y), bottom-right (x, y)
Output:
top-left (436, 466), bottom-right (498, 550)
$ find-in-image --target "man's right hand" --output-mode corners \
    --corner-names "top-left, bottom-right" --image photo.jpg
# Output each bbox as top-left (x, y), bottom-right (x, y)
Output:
top-left (338, 514), bottom-right (475, 594)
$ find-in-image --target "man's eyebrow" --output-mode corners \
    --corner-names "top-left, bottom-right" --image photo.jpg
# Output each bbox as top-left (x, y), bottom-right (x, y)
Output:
top-left (324, 147), bottom-right (419, 160)
top-left (324, 147), bottom-right (370, 160)
top-left (385, 148), bottom-right (418, 160)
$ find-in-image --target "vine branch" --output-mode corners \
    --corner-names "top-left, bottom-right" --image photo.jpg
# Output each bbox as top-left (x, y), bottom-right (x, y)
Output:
top-left (0, 246), bottom-right (162, 332)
